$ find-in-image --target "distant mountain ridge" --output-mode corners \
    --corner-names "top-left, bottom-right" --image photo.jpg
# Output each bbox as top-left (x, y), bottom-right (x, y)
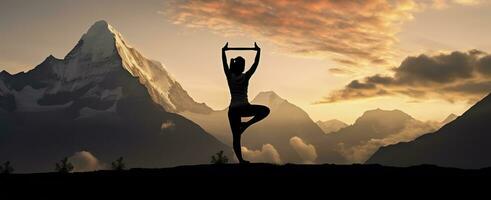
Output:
top-left (367, 93), bottom-right (491, 169)
top-left (324, 108), bottom-right (437, 163)
top-left (316, 119), bottom-right (348, 134)
top-left (182, 92), bottom-right (443, 164)
top-left (441, 113), bottom-right (458, 125)
top-left (182, 91), bottom-right (346, 164)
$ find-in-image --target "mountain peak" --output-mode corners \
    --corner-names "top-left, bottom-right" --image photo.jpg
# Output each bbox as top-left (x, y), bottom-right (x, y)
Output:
top-left (256, 91), bottom-right (283, 100)
top-left (68, 20), bottom-right (119, 61)
top-left (34, 55), bottom-right (61, 72)
top-left (355, 109), bottom-right (414, 126)
top-left (92, 20), bottom-right (109, 28)
top-left (0, 70), bottom-right (10, 83)
top-left (363, 108), bottom-right (410, 117)
top-left (44, 54), bottom-right (60, 62)
top-left (86, 20), bottom-right (112, 36)
top-left (252, 91), bottom-right (286, 108)
top-left (317, 119), bottom-right (347, 124)
top-left (0, 70), bottom-right (11, 77)
top-left (316, 119), bottom-right (348, 134)
top-left (441, 113), bottom-right (458, 124)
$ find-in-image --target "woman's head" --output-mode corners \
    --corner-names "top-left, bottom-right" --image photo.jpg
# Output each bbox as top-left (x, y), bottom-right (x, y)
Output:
top-left (230, 56), bottom-right (245, 75)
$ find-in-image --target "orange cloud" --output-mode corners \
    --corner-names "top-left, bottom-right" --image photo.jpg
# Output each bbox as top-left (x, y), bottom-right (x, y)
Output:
top-left (164, 0), bottom-right (420, 66)
top-left (163, 0), bottom-right (486, 68)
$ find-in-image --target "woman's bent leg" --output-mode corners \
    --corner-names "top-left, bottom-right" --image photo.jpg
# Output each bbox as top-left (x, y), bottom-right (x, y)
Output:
top-left (242, 104), bottom-right (270, 132)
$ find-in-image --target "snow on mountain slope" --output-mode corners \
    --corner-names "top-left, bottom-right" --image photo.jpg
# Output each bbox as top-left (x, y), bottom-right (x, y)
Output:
top-left (12, 86), bottom-right (73, 112)
top-left (108, 21), bottom-right (211, 114)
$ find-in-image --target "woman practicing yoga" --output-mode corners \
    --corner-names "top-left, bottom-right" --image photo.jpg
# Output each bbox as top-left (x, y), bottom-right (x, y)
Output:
top-left (222, 42), bottom-right (270, 164)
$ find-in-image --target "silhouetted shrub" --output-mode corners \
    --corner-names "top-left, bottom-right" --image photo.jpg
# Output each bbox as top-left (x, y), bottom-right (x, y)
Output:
top-left (0, 161), bottom-right (14, 174)
top-left (55, 157), bottom-right (74, 173)
top-left (211, 150), bottom-right (229, 164)
top-left (111, 157), bottom-right (125, 171)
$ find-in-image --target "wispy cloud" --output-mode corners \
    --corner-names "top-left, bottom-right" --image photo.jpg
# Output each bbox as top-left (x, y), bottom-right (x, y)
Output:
top-left (432, 0), bottom-right (483, 9)
top-left (163, 0), bottom-right (422, 66)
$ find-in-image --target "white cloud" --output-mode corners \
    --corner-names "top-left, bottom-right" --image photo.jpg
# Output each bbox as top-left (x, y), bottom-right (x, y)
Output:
top-left (289, 136), bottom-right (317, 164)
top-left (69, 151), bottom-right (106, 172)
top-left (161, 120), bottom-right (176, 130)
top-left (242, 144), bottom-right (282, 164)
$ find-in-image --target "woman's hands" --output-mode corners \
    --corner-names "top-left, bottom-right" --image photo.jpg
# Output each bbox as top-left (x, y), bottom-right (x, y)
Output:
top-left (223, 42), bottom-right (260, 51)
top-left (254, 42), bottom-right (261, 52)
top-left (222, 42), bottom-right (261, 77)
top-left (222, 42), bottom-right (229, 51)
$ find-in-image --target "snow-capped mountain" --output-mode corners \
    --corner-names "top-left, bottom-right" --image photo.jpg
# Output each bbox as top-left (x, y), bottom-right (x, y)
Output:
top-left (0, 20), bottom-right (228, 172)
top-left (0, 20), bottom-right (210, 114)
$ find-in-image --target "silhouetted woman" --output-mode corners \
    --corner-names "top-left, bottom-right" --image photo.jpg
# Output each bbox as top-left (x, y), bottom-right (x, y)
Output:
top-left (222, 42), bottom-right (270, 164)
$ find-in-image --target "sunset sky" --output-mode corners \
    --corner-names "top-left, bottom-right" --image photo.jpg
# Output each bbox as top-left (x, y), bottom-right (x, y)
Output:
top-left (1, 0), bottom-right (491, 123)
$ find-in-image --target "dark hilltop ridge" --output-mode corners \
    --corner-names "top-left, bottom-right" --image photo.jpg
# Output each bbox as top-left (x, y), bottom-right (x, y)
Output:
top-left (3, 165), bottom-right (489, 195)
top-left (2, 164), bottom-right (491, 192)
top-left (3, 163), bottom-right (491, 182)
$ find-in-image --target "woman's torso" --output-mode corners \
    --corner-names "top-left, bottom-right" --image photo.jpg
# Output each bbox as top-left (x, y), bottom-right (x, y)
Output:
top-left (227, 73), bottom-right (250, 108)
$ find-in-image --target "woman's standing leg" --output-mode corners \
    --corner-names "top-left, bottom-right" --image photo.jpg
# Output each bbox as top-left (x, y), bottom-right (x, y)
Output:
top-left (228, 108), bottom-right (248, 163)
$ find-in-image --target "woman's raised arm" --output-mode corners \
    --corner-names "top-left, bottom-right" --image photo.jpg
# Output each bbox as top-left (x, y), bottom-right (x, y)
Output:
top-left (245, 42), bottom-right (261, 78)
top-left (222, 42), bottom-right (231, 77)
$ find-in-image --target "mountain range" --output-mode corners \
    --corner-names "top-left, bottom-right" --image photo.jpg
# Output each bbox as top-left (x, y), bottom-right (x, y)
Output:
top-left (367, 93), bottom-right (491, 169)
top-left (182, 92), bottom-right (449, 164)
top-left (323, 109), bottom-right (439, 163)
top-left (0, 20), bottom-right (230, 172)
top-left (182, 91), bottom-right (346, 164)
